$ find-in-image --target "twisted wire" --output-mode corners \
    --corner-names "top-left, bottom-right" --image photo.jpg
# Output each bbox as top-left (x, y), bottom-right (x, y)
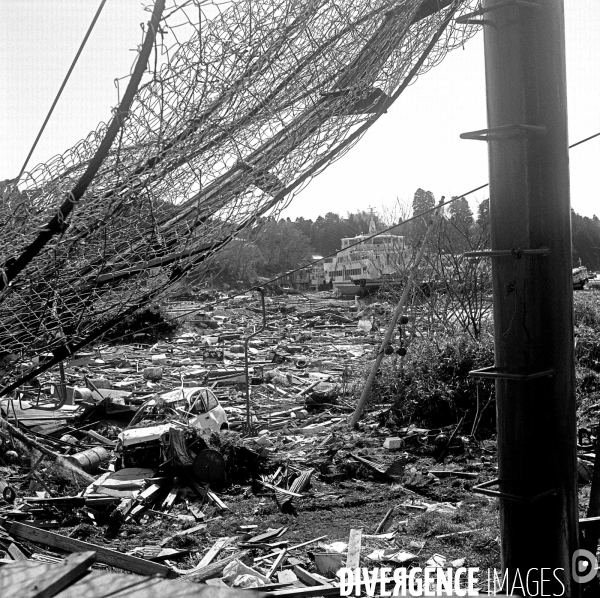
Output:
top-left (0, 0), bottom-right (479, 392)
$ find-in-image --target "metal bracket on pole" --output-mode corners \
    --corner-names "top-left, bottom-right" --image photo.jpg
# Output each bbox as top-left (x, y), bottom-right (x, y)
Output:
top-left (460, 124), bottom-right (546, 141)
top-left (472, 478), bottom-right (557, 503)
top-left (456, 0), bottom-right (541, 26)
top-left (469, 366), bottom-right (554, 381)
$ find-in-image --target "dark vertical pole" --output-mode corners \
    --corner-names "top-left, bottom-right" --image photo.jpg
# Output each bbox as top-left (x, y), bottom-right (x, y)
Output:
top-left (478, 0), bottom-right (578, 594)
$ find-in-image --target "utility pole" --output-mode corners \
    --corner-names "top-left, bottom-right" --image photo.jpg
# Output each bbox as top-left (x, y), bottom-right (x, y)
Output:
top-left (460, 0), bottom-right (578, 594)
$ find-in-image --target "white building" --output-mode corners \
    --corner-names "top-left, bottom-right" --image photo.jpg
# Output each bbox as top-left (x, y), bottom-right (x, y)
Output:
top-left (323, 217), bottom-right (410, 296)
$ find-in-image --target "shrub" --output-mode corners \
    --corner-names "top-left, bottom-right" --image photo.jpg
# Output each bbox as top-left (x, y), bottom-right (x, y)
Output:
top-left (574, 292), bottom-right (600, 329)
top-left (574, 294), bottom-right (600, 400)
top-left (358, 331), bottom-right (495, 429)
top-left (356, 294), bottom-right (600, 430)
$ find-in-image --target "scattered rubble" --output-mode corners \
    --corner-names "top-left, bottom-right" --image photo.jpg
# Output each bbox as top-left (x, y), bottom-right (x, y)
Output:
top-left (0, 289), bottom-right (565, 594)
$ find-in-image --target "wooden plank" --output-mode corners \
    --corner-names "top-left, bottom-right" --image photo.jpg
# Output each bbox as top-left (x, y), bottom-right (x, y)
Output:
top-left (346, 528), bottom-right (362, 569)
top-left (292, 566), bottom-right (324, 587)
top-left (29, 551), bottom-right (95, 598)
top-left (4, 521), bottom-right (170, 577)
top-left (161, 483), bottom-right (180, 510)
top-left (428, 470), bottom-right (478, 480)
top-left (0, 561), bottom-right (48, 595)
top-left (247, 526), bottom-right (287, 544)
top-left (181, 550), bottom-right (250, 582)
top-left (197, 536), bottom-right (233, 568)
top-left (207, 491), bottom-right (229, 510)
top-left (0, 551), bottom-right (95, 598)
top-left (8, 542), bottom-right (29, 561)
top-left (266, 549), bottom-right (287, 580)
top-left (23, 497), bottom-right (86, 507)
top-left (172, 536), bottom-right (233, 573)
top-left (374, 507), bottom-right (394, 534)
top-left (139, 484), bottom-right (163, 503)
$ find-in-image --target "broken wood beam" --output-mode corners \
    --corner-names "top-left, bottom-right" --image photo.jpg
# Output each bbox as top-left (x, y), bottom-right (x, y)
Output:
top-left (2, 520), bottom-right (170, 577)
top-left (198, 536), bottom-right (234, 568)
top-left (266, 549), bottom-right (287, 580)
top-left (346, 528), bottom-right (362, 569)
top-left (374, 507), bottom-right (394, 534)
top-left (293, 565), bottom-right (326, 587)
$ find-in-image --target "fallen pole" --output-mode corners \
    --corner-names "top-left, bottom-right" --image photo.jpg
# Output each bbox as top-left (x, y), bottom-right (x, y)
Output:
top-left (349, 203), bottom-right (440, 428)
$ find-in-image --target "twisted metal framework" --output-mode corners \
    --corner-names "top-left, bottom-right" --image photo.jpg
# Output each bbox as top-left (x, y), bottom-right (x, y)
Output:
top-left (0, 0), bottom-right (478, 394)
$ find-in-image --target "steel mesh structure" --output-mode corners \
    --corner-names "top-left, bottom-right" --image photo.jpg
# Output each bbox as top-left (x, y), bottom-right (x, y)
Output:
top-left (0, 0), bottom-right (478, 394)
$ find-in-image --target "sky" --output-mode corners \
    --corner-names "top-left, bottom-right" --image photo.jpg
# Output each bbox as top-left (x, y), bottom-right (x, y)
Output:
top-left (1, 1), bottom-right (599, 223)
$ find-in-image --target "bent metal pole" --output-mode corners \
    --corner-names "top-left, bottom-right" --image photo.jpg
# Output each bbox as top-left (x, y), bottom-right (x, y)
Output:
top-left (349, 202), bottom-right (441, 428)
top-left (469, 0), bottom-right (579, 594)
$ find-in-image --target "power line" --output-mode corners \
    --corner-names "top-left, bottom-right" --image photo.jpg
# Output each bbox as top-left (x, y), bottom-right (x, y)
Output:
top-left (569, 131), bottom-right (600, 149)
top-left (83, 128), bottom-right (600, 343)
top-left (15, 0), bottom-right (108, 183)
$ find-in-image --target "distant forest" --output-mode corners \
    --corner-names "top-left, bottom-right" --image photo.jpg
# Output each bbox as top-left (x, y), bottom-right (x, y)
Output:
top-left (293, 202), bottom-right (600, 271)
top-left (193, 192), bottom-right (600, 287)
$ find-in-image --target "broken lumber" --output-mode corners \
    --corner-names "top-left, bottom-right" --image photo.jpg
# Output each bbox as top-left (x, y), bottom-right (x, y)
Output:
top-left (346, 528), bottom-right (362, 569)
top-left (2, 520), bottom-right (170, 577)
top-left (266, 549), bottom-right (287, 580)
top-left (293, 565), bottom-right (326, 587)
top-left (374, 507), bottom-right (394, 534)
top-left (198, 536), bottom-right (234, 568)
top-left (172, 536), bottom-right (235, 574)
top-left (180, 550), bottom-right (250, 582)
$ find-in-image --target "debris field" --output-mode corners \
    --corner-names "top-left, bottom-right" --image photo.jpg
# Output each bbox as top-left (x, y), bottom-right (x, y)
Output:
top-left (0, 290), bottom-right (533, 595)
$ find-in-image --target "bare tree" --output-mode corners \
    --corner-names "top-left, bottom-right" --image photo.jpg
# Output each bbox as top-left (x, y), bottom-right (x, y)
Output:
top-left (417, 198), bottom-right (492, 339)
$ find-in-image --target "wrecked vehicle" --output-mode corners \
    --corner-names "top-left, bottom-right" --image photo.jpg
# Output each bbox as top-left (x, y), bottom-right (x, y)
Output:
top-left (114, 388), bottom-right (229, 468)
top-left (158, 387), bottom-right (229, 432)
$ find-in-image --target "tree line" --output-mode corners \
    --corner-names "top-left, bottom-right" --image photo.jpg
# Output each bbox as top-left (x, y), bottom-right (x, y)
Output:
top-left (190, 190), bottom-right (600, 288)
